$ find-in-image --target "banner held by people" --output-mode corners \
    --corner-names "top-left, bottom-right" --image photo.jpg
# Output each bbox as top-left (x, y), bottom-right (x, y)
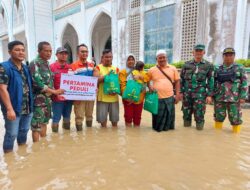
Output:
top-left (60, 74), bottom-right (98, 100)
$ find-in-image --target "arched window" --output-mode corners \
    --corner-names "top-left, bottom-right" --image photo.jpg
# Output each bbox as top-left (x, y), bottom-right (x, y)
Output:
top-left (104, 36), bottom-right (112, 50)
top-left (62, 24), bottom-right (79, 63)
top-left (91, 13), bottom-right (111, 65)
top-left (0, 7), bottom-right (8, 35)
top-left (16, 0), bottom-right (20, 10)
top-left (64, 43), bottom-right (73, 64)
top-left (13, 0), bottom-right (24, 29)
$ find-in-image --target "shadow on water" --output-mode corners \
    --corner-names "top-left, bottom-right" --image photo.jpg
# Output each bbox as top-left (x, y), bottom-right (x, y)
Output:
top-left (0, 104), bottom-right (250, 190)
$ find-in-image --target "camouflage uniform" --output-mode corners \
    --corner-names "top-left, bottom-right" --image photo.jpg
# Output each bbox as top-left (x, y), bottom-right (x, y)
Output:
top-left (29, 56), bottom-right (53, 131)
top-left (214, 63), bottom-right (248, 125)
top-left (180, 59), bottom-right (214, 128)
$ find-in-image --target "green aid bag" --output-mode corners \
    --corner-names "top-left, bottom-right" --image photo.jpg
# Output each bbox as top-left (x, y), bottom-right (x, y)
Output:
top-left (144, 91), bottom-right (159, 114)
top-left (122, 80), bottom-right (142, 102)
top-left (103, 71), bottom-right (121, 94)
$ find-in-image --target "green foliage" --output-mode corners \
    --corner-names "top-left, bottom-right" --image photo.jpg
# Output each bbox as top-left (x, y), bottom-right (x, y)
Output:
top-left (144, 61), bottom-right (185, 69)
top-left (144, 63), bottom-right (155, 69)
top-left (235, 59), bottom-right (250, 67)
top-left (171, 61), bottom-right (185, 68)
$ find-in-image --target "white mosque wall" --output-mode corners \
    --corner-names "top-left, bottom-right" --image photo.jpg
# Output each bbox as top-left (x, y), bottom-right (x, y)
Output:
top-left (0, 0), bottom-right (249, 65)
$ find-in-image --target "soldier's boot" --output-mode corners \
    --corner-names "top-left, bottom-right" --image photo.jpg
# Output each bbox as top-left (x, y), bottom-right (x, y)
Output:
top-left (62, 120), bottom-right (70, 130)
top-left (86, 120), bottom-right (92, 127)
top-left (76, 124), bottom-right (83, 131)
top-left (51, 123), bottom-right (59, 133)
top-left (232, 125), bottom-right (241, 134)
top-left (184, 120), bottom-right (192, 127)
top-left (214, 121), bottom-right (223, 129)
top-left (196, 123), bottom-right (204, 130)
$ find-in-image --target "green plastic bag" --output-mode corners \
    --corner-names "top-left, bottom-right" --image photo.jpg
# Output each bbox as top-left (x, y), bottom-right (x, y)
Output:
top-left (144, 91), bottom-right (159, 114)
top-left (103, 71), bottom-right (121, 94)
top-left (122, 80), bottom-right (142, 102)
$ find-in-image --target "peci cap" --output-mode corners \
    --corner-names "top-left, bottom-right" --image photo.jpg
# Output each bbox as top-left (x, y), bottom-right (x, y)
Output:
top-left (156, 49), bottom-right (167, 57)
top-left (194, 44), bottom-right (205, 50)
top-left (56, 47), bottom-right (68, 54)
top-left (223, 47), bottom-right (235, 54)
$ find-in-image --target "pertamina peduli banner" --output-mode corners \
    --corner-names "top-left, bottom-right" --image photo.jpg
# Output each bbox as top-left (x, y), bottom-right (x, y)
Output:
top-left (60, 74), bottom-right (98, 101)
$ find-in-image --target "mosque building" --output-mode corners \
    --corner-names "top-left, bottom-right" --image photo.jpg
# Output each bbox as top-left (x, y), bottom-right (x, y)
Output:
top-left (0, 0), bottom-right (249, 67)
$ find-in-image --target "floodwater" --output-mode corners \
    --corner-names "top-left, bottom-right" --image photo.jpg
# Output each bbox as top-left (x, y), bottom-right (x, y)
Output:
top-left (0, 103), bottom-right (250, 190)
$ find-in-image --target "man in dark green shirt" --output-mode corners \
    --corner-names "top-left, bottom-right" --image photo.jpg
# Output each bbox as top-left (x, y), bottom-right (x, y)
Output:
top-left (180, 44), bottom-right (214, 130)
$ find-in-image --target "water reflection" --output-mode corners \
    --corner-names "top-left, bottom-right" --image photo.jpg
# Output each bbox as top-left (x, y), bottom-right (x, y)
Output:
top-left (37, 178), bottom-right (69, 190)
top-left (0, 104), bottom-right (249, 189)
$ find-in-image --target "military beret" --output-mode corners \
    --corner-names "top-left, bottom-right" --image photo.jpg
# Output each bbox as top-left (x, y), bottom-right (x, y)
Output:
top-left (223, 47), bottom-right (235, 54)
top-left (194, 44), bottom-right (205, 50)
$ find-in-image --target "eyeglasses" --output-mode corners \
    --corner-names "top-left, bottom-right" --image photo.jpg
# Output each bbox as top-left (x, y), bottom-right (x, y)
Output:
top-left (80, 50), bottom-right (88, 53)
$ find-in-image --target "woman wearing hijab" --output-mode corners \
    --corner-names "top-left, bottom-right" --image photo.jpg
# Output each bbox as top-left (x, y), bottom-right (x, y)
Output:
top-left (119, 54), bottom-right (149, 127)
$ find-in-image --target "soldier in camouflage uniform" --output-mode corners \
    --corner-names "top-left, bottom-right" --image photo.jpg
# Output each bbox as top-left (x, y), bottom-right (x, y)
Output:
top-left (214, 48), bottom-right (248, 133)
top-left (180, 44), bottom-right (214, 130)
top-left (29, 42), bottom-right (64, 142)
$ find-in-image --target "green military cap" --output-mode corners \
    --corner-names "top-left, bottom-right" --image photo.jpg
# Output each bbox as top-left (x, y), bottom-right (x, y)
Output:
top-left (223, 47), bottom-right (235, 54)
top-left (194, 44), bottom-right (205, 50)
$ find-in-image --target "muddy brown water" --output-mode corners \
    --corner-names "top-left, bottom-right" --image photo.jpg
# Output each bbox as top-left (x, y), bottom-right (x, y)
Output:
top-left (0, 103), bottom-right (249, 190)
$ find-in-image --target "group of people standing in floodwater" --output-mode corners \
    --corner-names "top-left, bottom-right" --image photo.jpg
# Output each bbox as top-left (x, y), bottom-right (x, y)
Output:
top-left (0, 40), bottom-right (248, 153)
